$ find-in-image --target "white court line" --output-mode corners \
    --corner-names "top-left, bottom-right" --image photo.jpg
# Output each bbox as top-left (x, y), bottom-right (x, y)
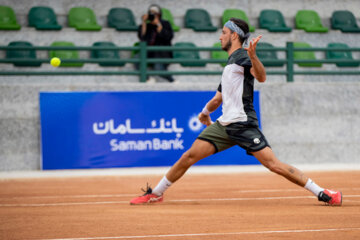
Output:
top-left (38, 227), bottom-right (360, 240)
top-left (1, 195), bottom-right (360, 207)
top-left (2, 187), bottom-right (360, 200)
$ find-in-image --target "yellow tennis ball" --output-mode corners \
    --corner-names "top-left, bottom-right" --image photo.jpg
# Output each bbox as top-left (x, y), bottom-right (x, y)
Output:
top-left (50, 57), bottom-right (61, 67)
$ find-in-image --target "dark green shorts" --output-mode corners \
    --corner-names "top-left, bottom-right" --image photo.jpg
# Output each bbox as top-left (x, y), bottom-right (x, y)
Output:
top-left (197, 121), bottom-right (270, 155)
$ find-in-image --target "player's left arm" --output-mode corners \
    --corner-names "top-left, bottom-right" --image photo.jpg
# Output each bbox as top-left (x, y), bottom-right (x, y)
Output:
top-left (245, 35), bottom-right (266, 83)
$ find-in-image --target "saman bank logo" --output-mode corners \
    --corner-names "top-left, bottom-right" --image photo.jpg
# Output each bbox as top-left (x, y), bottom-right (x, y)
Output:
top-left (188, 115), bottom-right (204, 132)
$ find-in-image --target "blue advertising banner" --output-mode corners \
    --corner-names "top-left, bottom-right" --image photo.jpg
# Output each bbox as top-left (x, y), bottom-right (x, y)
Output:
top-left (40, 91), bottom-right (261, 170)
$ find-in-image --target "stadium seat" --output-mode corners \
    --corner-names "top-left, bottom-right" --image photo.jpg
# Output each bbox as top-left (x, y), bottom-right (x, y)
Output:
top-left (6, 41), bottom-right (41, 67)
top-left (173, 42), bottom-right (206, 67)
top-left (28, 6), bottom-right (62, 30)
top-left (295, 10), bottom-right (328, 33)
top-left (259, 9), bottom-right (292, 32)
top-left (185, 9), bottom-right (217, 32)
top-left (331, 10), bottom-right (360, 33)
top-left (293, 42), bottom-right (322, 67)
top-left (222, 9), bottom-right (255, 32)
top-left (211, 42), bottom-right (227, 67)
top-left (68, 7), bottom-right (102, 31)
top-left (161, 8), bottom-right (180, 32)
top-left (49, 41), bottom-right (84, 67)
top-left (0, 6), bottom-right (21, 30)
top-left (107, 8), bottom-right (137, 31)
top-left (91, 42), bottom-right (125, 67)
top-left (256, 42), bottom-right (284, 67)
top-left (326, 43), bottom-right (359, 67)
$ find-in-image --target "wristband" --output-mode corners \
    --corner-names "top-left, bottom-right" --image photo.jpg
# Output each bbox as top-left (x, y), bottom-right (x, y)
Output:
top-left (201, 106), bottom-right (211, 115)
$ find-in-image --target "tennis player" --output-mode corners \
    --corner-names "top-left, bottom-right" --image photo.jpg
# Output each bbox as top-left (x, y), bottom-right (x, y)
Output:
top-left (130, 18), bottom-right (342, 206)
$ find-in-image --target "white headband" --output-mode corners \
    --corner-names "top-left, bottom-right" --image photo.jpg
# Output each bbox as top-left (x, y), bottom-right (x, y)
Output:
top-left (224, 20), bottom-right (250, 44)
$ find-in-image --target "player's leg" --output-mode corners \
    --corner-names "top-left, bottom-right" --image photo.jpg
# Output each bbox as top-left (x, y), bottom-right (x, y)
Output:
top-left (252, 147), bottom-right (342, 206)
top-left (130, 139), bottom-right (215, 205)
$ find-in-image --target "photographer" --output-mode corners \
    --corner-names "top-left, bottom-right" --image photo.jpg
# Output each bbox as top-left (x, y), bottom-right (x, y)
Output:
top-left (137, 4), bottom-right (175, 83)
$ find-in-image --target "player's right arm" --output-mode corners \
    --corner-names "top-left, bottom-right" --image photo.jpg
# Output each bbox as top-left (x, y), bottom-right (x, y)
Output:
top-left (198, 91), bottom-right (222, 126)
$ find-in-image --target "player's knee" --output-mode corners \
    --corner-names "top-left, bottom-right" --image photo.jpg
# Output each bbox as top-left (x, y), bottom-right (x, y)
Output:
top-left (264, 159), bottom-right (283, 174)
top-left (178, 151), bottom-right (196, 168)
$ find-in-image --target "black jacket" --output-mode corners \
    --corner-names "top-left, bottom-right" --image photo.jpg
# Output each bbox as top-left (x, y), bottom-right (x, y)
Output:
top-left (137, 19), bottom-right (174, 58)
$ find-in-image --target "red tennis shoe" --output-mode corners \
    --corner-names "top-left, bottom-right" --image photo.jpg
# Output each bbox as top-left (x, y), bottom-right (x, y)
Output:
top-left (318, 189), bottom-right (342, 206)
top-left (130, 184), bottom-right (163, 205)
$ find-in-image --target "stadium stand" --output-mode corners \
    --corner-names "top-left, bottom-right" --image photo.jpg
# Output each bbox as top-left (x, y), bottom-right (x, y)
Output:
top-left (107, 8), bottom-right (137, 31)
top-left (173, 42), bottom-right (206, 67)
top-left (91, 41), bottom-right (125, 67)
top-left (185, 8), bottom-right (217, 32)
top-left (293, 42), bottom-right (322, 67)
top-left (211, 42), bottom-right (227, 67)
top-left (68, 7), bottom-right (102, 31)
top-left (6, 41), bottom-right (41, 67)
top-left (0, 5), bottom-right (21, 30)
top-left (161, 8), bottom-right (180, 32)
top-left (49, 41), bottom-right (84, 67)
top-left (222, 9), bottom-right (255, 32)
top-left (256, 42), bottom-right (284, 67)
top-left (331, 10), bottom-right (360, 33)
top-left (326, 42), bottom-right (360, 67)
top-left (295, 10), bottom-right (329, 33)
top-left (259, 9), bottom-right (292, 32)
top-left (28, 6), bottom-right (62, 30)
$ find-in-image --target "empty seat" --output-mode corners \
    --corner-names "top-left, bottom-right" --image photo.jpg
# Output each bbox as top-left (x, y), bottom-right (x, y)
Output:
top-left (331, 10), bottom-right (360, 33)
top-left (173, 42), bottom-right (206, 67)
top-left (259, 9), bottom-right (291, 32)
top-left (28, 6), bottom-right (62, 30)
top-left (222, 9), bottom-right (255, 32)
top-left (0, 6), bottom-right (21, 30)
top-left (293, 42), bottom-right (322, 67)
top-left (295, 10), bottom-right (328, 33)
top-left (256, 42), bottom-right (284, 67)
top-left (91, 42), bottom-right (125, 67)
top-left (211, 42), bottom-right (227, 67)
top-left (107, 8), bottom-right (137, 31)
top-left (68, 7), bottom-right (102, 31)
top-left (161, 8), bottom-right (180, 32)
top-left (185, 9), bottom-right (217, 32)
top-left (326, 43), bottom-right (359, 67)
top-left (49, 41), bottom-right (84, 67)
top-left (6, 41), bottom-right (41, 67)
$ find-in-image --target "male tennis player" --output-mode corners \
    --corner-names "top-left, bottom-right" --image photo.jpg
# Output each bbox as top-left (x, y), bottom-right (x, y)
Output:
top-left (130, 18), bottom-right (342, 206)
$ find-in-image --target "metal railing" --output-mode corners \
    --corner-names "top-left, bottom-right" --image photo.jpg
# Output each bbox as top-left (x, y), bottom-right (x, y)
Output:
top-left (0, 42), bottom-right (359, 82)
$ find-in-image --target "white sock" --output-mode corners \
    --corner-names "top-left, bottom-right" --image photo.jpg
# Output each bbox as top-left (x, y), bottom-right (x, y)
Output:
top-left (304, 178), bottom-right (324, 197)
top-left (152, 176), bottom-right (172, 196)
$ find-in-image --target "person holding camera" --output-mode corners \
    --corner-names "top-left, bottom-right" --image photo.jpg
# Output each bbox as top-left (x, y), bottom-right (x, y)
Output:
top-left (137, 4), bottom-right (175, 83)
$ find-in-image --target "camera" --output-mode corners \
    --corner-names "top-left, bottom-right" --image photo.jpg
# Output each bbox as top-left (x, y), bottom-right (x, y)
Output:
top-left (148, 13), bottom-right (155, 21)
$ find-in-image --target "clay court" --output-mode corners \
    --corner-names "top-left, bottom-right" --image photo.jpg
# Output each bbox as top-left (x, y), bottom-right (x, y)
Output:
top-left (1, 170), bottom-right (359, 240)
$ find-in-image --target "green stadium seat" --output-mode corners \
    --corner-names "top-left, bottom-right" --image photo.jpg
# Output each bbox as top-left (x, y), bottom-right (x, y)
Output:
top-left (91, 42), bottom-right (125, 67)
top-left (173, 42), bottom-right (206, 67)
top-left (68, 7), bottom-right (102, 31)
top-left (331, 10), bottom-right (360, 33)
top-left (6, 41), bottom-right (41, 67)
top-left (49, 41), bottom-right (84, 67)
top-left (326, 43), bottom-right (359, 67)
top-left (0, 6), bottom-right (21, 30)
top-left (259, 9), bottom-right (291, 32)
top-left (161, 8), bottom-right (180, 32)
top-left (295, 10), bottom-right (328, 33)
top-left (211, 42), bottom-right (227, 67)
top-left (256, 42), bottom-right (284, 67)
top-left (222, 9), bottom-right (255, 32)
top-left (107, 8), bottom-right (137, 31)
top-left (293, 42), bottom-right (322, 67)
top-left (28, 6), bottom-right (62, 30)
top-left (185, 9), bottom-right (217, 32)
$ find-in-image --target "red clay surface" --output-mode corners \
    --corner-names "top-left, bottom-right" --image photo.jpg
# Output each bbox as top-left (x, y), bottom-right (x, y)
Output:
top-left (0, 171), bottom-right (360, 240)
